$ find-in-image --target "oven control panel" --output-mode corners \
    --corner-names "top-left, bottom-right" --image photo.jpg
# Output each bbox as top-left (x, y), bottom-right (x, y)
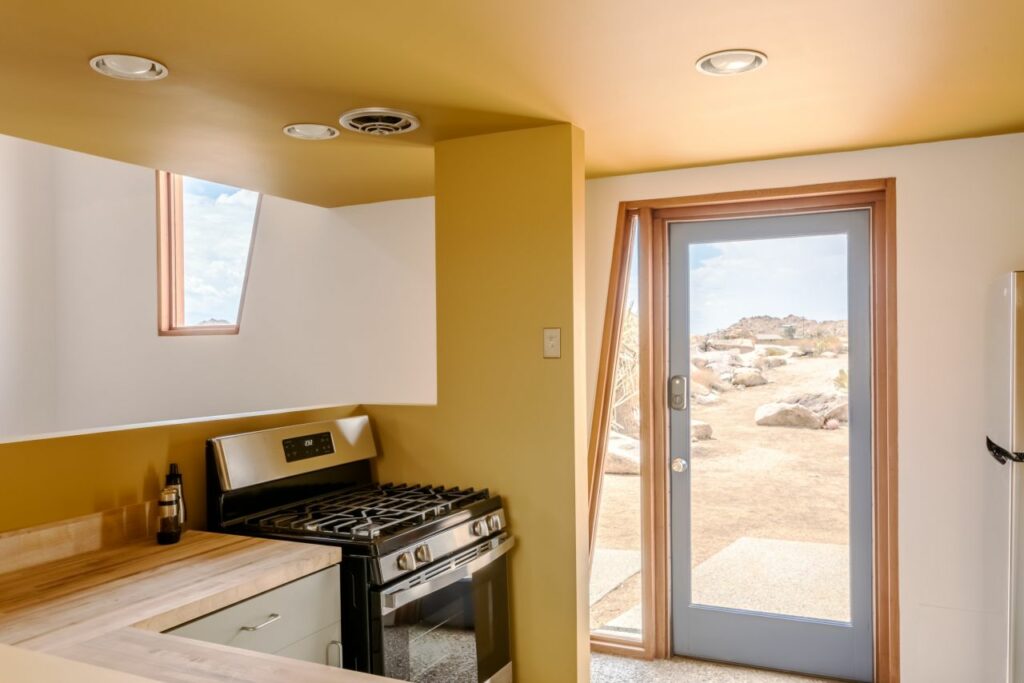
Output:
top-left (282, 431), bottom-right (336, 462)
top-left (377, 509), bottom-right (507, 584)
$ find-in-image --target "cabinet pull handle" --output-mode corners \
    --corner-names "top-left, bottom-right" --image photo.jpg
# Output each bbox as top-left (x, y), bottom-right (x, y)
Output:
top-left (240, 613), bottom-right (281, 631)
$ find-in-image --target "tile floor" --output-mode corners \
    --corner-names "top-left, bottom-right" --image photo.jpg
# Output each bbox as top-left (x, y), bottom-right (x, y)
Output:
top-left (591, 654), bottom-right (838, 682)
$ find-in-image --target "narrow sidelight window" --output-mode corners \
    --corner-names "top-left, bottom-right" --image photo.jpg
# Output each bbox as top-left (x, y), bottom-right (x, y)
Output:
top-left (157, 171), bottom-right (260, 335)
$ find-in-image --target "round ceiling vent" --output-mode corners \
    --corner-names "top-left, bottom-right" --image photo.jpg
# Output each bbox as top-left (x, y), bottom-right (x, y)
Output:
top-left (339, 107), bottom-right (420, 136)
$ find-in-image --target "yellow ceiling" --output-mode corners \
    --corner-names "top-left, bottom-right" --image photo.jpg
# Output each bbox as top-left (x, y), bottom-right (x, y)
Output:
top-left (0, 0), bottom-right (1021, 207)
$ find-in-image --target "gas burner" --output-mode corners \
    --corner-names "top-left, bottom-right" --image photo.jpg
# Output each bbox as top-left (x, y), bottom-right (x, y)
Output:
top-left (241, 483), bottom-right (489, 541)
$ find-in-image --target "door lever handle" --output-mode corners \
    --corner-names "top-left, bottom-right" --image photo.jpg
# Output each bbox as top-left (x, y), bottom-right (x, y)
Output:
top-left (669, 375), bottom-right (687, 411)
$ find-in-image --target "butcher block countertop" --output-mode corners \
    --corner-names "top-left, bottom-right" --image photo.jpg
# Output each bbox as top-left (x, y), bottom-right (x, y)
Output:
top-left (0, 503), bottom-right (395, 682)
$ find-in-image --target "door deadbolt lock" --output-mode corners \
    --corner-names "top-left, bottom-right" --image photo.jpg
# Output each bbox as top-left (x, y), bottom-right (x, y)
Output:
top-left (671, 458), bottom-right (688, 473)
top-left (669, 375), bottom-right (687, 411)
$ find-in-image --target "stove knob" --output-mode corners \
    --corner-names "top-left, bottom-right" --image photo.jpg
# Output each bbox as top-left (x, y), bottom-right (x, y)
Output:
top-left (397, 552), bottom-right (415, 571)
top-left (487, 514), bottom-right (503, 533)
top-left (414, 544), bottom-right (433, 564)
top-left (471, 520), bottom-right (487, 537)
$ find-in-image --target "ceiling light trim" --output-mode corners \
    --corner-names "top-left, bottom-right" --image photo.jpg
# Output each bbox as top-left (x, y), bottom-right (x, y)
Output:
top-left (89, 54), bottom-right (168, 81)
top-left (282, 123), bottom-right (341, 141)
top-left (695, 49), bottom-right (767, 76)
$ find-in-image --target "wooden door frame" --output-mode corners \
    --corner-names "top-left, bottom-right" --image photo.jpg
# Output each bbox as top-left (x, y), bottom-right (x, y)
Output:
top-left (587, 179), bottom-right (899, 682)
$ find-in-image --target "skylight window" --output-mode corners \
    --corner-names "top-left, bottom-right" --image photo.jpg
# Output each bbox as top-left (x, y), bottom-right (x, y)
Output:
top-left (157, 171), bottom-right (261, 335)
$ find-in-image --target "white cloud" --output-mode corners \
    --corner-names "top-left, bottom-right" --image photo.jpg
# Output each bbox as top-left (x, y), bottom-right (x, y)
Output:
top-left (181, 182), bottom-right (259, 325)
top-left (689, 234), bottom-right (847, 335)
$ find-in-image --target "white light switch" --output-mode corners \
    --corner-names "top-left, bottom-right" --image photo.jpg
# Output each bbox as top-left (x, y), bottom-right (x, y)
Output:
top-left (543, 327), bottom-right (561, 359)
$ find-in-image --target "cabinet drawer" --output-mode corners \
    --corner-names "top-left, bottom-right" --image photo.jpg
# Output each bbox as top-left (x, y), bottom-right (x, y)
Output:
top-left (167, 565), bottom-right (339, 655)
top-left (275, 622), bottom-right (342, 666)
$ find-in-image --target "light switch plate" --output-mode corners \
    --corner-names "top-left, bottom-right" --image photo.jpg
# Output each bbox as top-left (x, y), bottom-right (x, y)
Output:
top-left (543, 327), bottom-right (561, 359)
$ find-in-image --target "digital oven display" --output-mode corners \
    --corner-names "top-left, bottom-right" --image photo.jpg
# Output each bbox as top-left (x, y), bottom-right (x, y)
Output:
top-left (282, 432), bottom-right (335, 462)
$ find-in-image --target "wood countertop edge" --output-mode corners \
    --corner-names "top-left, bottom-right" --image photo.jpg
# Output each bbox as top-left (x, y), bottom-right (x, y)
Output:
top-left (129, 541), bottom-right (342, 633)
top-left (57, 628), bottom-right (390, 683)
top-left (0, 521), bottom-right (392, 682)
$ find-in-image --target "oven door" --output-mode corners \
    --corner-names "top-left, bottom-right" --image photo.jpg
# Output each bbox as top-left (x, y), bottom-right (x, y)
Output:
top-left (372, 534), bottom-right (514, 683)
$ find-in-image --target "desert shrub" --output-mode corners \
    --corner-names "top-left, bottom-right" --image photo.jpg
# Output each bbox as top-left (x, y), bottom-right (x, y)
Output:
top-left (762, 346), bottom-right (786, 356)
top-left (834, 368), bottom-right (849, 390)
top-left (813, 335), bottom-right (844, 355)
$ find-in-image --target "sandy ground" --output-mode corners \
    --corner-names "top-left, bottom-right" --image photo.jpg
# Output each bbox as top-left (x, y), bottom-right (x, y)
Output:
top-left (591, 355), bottom-right (850, 631)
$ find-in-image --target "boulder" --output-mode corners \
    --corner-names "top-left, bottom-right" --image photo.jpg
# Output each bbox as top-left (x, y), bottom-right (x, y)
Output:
top-left (707, 338), bottom-right (755, 353)
top-left (776, 391), bottom-right (848, 423)
top-left (736, 351), bottom-right (759, 367)
top-left (693, 350), bottom-right (739, 367)
top-left (691, 420), bottom-right (713, 441)
top-left (690, 380), bottom-right (711, 397)
top-left (824, 402), bottom-right (849, 423)
top-left (605, 432), bottom-right (640, 474)
top-left (755, 403), bottom-right (824, 429)
top-left (695, 393), bottom-right (720, 406)
top-left (731, 367), bottom-right (767, 387)
top-left (755, 356), bottom-right (787, 370)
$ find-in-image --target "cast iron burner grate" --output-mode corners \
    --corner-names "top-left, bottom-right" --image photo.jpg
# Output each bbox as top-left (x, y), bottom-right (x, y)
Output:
top-left (240, 483), bottom-right (488, 540)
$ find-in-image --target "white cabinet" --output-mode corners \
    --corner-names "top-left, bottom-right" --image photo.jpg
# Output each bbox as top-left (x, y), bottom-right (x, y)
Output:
top-left (167, 565), bottom-right (341, 666)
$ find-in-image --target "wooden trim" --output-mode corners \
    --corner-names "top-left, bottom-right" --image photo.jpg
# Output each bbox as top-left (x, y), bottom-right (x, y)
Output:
top-left (591, 633), bottom-right (649, 659)
top-left (156, 170), bottom-right (254, 337)
top-left (156, 170), bottom-right (176, 333)
top-left (171, 173), bottom-right (185, 325)
top-left (588, 178), bottom-right (899, 679)
top-left (624, 179), bottom-right (888, 211)
top-left (650, 191), bottom-right (886, 222)
top-left (636, 207), bottom-right (657, 659)
top-left (649, 214), bottom-right (671, 659)
top-left (872, 178), bottom-right (900, 683)
top-left (642, 210), bottom-right (671, 659)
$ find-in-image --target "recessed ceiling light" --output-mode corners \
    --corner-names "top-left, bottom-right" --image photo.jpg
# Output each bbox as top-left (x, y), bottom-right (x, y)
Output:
top-left (89, 54), bottom-right (168, 81)
top-left (282, 123), bottom-right (340, 141)
top-left (339, 108), bottom-right (420, 136)
top-left (695, 49), bottom-right (767, 76)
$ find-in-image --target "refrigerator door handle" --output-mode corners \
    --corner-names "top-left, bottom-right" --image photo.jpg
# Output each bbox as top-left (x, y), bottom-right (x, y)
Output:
top-left (987, 436), bottom-right (1024, 465)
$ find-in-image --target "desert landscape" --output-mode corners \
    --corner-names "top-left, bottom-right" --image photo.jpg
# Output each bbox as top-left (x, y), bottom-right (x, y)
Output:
top-left (590, 315), bottom-right (852, 634)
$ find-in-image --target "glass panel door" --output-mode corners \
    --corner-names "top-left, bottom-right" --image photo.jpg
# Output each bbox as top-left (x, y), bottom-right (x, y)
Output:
top-left (669, 210), bottom-right (873, 681)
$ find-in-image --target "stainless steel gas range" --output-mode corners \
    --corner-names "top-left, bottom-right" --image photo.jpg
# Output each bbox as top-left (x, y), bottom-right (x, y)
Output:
top-left (206, 416), bottom-right (514, 683)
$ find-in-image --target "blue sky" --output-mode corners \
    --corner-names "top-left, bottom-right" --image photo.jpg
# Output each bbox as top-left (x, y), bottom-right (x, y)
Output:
top-left (181, 178), bottom-right (259, 326)
top-left (688, 234), bottom-right (848, 335)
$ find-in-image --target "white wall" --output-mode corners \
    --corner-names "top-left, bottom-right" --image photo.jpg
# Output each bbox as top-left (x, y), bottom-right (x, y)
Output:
top-left (0, 136), bottom-right (56, 436)
top-left (585, 133), bottom-right (1024, 682)
top-left (0, 134), bottom-right (436, 440)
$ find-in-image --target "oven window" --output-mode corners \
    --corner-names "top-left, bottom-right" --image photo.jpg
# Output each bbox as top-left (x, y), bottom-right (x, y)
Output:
top-left (382, 556), bottom-right (510, 682)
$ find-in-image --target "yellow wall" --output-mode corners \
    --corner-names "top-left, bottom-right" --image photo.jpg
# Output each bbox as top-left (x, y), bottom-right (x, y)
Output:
top-left (368, 123), bottom-right (589, 683)
top-left (0, 406), bottom-right (359, 533)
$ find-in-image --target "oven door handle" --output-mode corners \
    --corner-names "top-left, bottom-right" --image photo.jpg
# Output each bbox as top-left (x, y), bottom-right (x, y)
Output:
top-left (379, 535), bottom-right (515, 616)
